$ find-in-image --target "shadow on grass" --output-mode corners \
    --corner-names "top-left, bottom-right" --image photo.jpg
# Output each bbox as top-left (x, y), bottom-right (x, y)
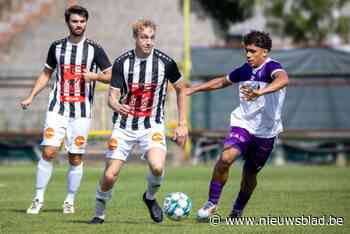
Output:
top-left (10, 209), bottom-right (27, 213)
top-left (69, 218), bottom-right (181, 227)
top-left (9, 208), bottom-right (61, 213)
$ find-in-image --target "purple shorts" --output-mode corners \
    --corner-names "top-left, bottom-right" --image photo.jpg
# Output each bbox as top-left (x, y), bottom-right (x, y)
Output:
top-left (223, 126), bottom-right (275, 172)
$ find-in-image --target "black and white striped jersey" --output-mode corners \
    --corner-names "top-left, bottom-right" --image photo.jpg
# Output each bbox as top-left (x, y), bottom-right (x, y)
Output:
top-left (45, 37), bottom-right (111, 118)
top-left (111, 49), bottom-right (182, 130)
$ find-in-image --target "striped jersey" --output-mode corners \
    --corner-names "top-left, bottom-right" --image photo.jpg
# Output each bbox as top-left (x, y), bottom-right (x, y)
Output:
top-left (111, 49), bottom-right (182, 130)
top-left (227, 58), bottom-right (286, 138)
top-left (45, 37), bottom-right (111, 118)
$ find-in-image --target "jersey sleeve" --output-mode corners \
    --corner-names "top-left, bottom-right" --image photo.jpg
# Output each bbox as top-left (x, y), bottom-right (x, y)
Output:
top-left (268, 61), bottom-right (284, 79)
top-left (111, 60), bottom-right (124, 90)
top-left (45, 43), bottom-right (57, 70)
top-left (94, 46), bottom-right (112, 72)
top-left (227, 67), bottom-right (241, 83)
top-left (166, 60), bottom-right (182, 84)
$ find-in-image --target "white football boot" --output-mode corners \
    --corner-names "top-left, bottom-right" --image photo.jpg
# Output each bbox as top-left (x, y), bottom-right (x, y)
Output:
top-left (26, 199), bottom-right (43, 214)
top-left (63, 201), bottom-right (75, 214)
top-left (197, 201), bottom-right (217, 220)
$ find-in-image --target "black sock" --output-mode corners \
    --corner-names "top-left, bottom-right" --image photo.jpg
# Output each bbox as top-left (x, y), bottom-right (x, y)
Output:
top-left (233, 191), bottom-right (252, 211)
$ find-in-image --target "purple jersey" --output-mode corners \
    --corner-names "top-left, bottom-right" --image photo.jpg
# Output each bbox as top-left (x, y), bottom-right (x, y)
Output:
top-left (226, 58), bottom-right (286, 138)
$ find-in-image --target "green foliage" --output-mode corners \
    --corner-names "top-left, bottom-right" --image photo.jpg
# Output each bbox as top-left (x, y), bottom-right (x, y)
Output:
top-left (195, 0), bottom-right (255, 36)
top-left (266, 0), bottom-right (350, 45)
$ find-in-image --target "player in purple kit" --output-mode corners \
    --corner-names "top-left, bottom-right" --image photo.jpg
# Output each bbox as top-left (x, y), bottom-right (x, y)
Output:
top-left (186, 31), bottom-right (289, 219)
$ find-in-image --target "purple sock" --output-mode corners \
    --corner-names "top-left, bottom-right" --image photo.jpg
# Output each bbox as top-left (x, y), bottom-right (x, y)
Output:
top-left (233, 191), bottom-right (252, 211)
top-left (208, 180), bottom-right (224, 204)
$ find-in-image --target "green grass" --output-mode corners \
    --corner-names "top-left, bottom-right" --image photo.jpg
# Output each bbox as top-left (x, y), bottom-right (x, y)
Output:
top-left (0, 163), bottom-right (349, 233)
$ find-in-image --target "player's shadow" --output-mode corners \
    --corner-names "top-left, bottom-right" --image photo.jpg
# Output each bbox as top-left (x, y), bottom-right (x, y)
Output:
top-left (9, 208), bottom-right (61, 213)
top-left (42, 209), bottom-right (62, 213)
top-left (70, 219), bottom-right (179, 227)
top-left (10, 209), bottom-right (27, 213)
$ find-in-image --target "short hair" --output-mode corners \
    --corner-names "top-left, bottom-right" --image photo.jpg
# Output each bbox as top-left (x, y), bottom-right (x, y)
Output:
top-left (64, 5), bottom-right (89, 23)
top-left (132, 19), bottom-right (157, 38)
top-left (243, 30), bottom-right (272, 51)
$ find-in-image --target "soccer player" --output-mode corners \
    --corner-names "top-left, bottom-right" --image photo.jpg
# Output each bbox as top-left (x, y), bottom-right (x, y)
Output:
top-left (187, 31), bottom-right (289, 219)
top-left (21, 5), bottom-right (112, 214)
top-left (89, 19), bottom-right (188, 224)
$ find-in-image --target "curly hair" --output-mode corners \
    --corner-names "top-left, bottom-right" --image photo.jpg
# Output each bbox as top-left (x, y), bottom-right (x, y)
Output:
top-left (243, 30), bottom-right (272, 51)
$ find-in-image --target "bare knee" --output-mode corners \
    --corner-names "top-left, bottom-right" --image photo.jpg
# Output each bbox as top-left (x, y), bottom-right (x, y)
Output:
top-left (151, 166), bottom-right (164, 177)
top-left (68, 153), bottom-right (82, 166)
top-left (216, 148), bottom-right (239, 172)
top-left (104, 170), bottom-right (117, 185)
top-left (42, 147), bottom-right (58, 161)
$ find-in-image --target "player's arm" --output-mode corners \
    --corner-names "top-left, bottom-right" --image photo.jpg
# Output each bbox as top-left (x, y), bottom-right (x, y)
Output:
top-left (108, 87), bottom-right (130, 116)
top-left (172, 79), bottom-right (188, 147)
top-left (21, 67), bottom-right (53, 109)
top-left (83, 67), bottom-right (112, 84)
top-left (83, 43), bottom-right (112, 84)
top-left (241, 70), bottom-right (289, 101)
top-left (186, 76), bottom-right (232, 96)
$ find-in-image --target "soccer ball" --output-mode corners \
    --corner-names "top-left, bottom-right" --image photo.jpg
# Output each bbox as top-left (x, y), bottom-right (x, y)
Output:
top-left (163, 192), bottom-right (192, 221)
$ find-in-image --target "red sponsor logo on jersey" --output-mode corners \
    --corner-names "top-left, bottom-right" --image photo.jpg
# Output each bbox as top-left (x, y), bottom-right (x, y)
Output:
top-left (44, 127), bottom-right (55, 139)
top-left (74, 136), bottom-right (85, 147)
top-left (126, 83), bottom-right (157, 117)
top-left (60, 64), bottom-right (86, 103)
top-left (108, 138), bottom-right (118, 150)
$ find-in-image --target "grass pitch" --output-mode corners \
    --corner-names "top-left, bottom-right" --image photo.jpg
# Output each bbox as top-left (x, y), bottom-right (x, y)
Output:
top-left (0, 163), bottom-right (349, 233)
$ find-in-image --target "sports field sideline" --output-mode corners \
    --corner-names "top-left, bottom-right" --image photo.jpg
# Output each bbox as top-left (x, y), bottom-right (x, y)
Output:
top-left (0, 164), bottom-right (348, 233)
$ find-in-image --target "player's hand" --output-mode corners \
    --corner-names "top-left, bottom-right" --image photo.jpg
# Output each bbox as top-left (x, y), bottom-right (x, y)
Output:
top-left (115, 103), bottom-right (131, 116)
top-left (20, 97), bottom-right (33, 110)
top-left (82, 70), bottom-right (99, 82)
top-left (173, 124), bottom-right (188, 147)
top-left (240, 85), bottom-right (261, 101)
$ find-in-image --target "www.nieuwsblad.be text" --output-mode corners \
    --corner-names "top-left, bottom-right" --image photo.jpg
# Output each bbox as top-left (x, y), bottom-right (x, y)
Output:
top-left (209, 214), bottom-right (344, 226)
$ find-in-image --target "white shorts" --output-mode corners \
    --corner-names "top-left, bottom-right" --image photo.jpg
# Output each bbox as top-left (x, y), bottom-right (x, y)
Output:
top-left (40, 112), bottom-right (91, 154)
top-left (106, 124), bottom-right (167, 161)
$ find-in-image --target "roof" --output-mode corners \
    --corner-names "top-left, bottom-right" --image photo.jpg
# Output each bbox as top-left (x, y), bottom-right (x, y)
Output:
top-left (191, 47), bottom-right (350, 78)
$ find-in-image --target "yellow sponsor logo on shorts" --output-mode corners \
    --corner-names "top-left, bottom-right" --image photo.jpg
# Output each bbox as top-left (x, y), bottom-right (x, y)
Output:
top-left (74, 136), bottom-right (85, 147)
top-left (44, 127), bottom-right (55, 139)
top-left (151, 132), bottom-right (163, 142)
top-left (108, 138), bottom-right (118, 150)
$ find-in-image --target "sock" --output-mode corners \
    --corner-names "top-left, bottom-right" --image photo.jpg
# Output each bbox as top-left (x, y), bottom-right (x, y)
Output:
top-left (95, 184), bottom-right (113, 218)
top-left (146, 171), bottom-right (164, 200)
top-left (65, 163), bottom-right (83, 204)
top-left (34, 159), bottom-right (53, 202)
top-left (233, 190), bottom-right (252, 211)
top-left (208, 180), bottom-right (224, 205)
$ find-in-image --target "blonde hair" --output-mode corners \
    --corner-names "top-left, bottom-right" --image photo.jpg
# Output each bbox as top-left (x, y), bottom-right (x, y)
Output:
top-left (132, 19), bottom-right (157, 38)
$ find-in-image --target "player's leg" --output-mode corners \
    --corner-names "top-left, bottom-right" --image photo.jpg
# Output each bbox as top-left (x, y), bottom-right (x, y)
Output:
top-left (197, 127), bottom-right (251, 220)
top-left (197, 147), bottom-right (240, 219)
top-left (27, 146), bottom-right (59, 214)
top-left (89, 127), bottom-right (133, 224)
top-left (229, 136), bottom-right (275, 218)
top-left (143, 147), bottom-right (166, 223)
top-left (27, 112), bottom-right (66, 214)
top-left (89, 159), bottom-right (125, 224)
top-left (145, 147), bottom-right (166, 200)
top-left (228, 163), bottom-right (257, 218)
top-left (63, 117), bottom-right (90, 213)
top-left (141, 126), bottom-right (167, 223)
top-left (63, 153), bottom-right (83, 214)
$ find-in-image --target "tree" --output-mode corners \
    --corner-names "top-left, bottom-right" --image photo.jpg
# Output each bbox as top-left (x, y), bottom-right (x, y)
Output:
top-left (192, 0), bottom-right (255, 37)
top-left (265, 0), bottom-right (350, 46)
